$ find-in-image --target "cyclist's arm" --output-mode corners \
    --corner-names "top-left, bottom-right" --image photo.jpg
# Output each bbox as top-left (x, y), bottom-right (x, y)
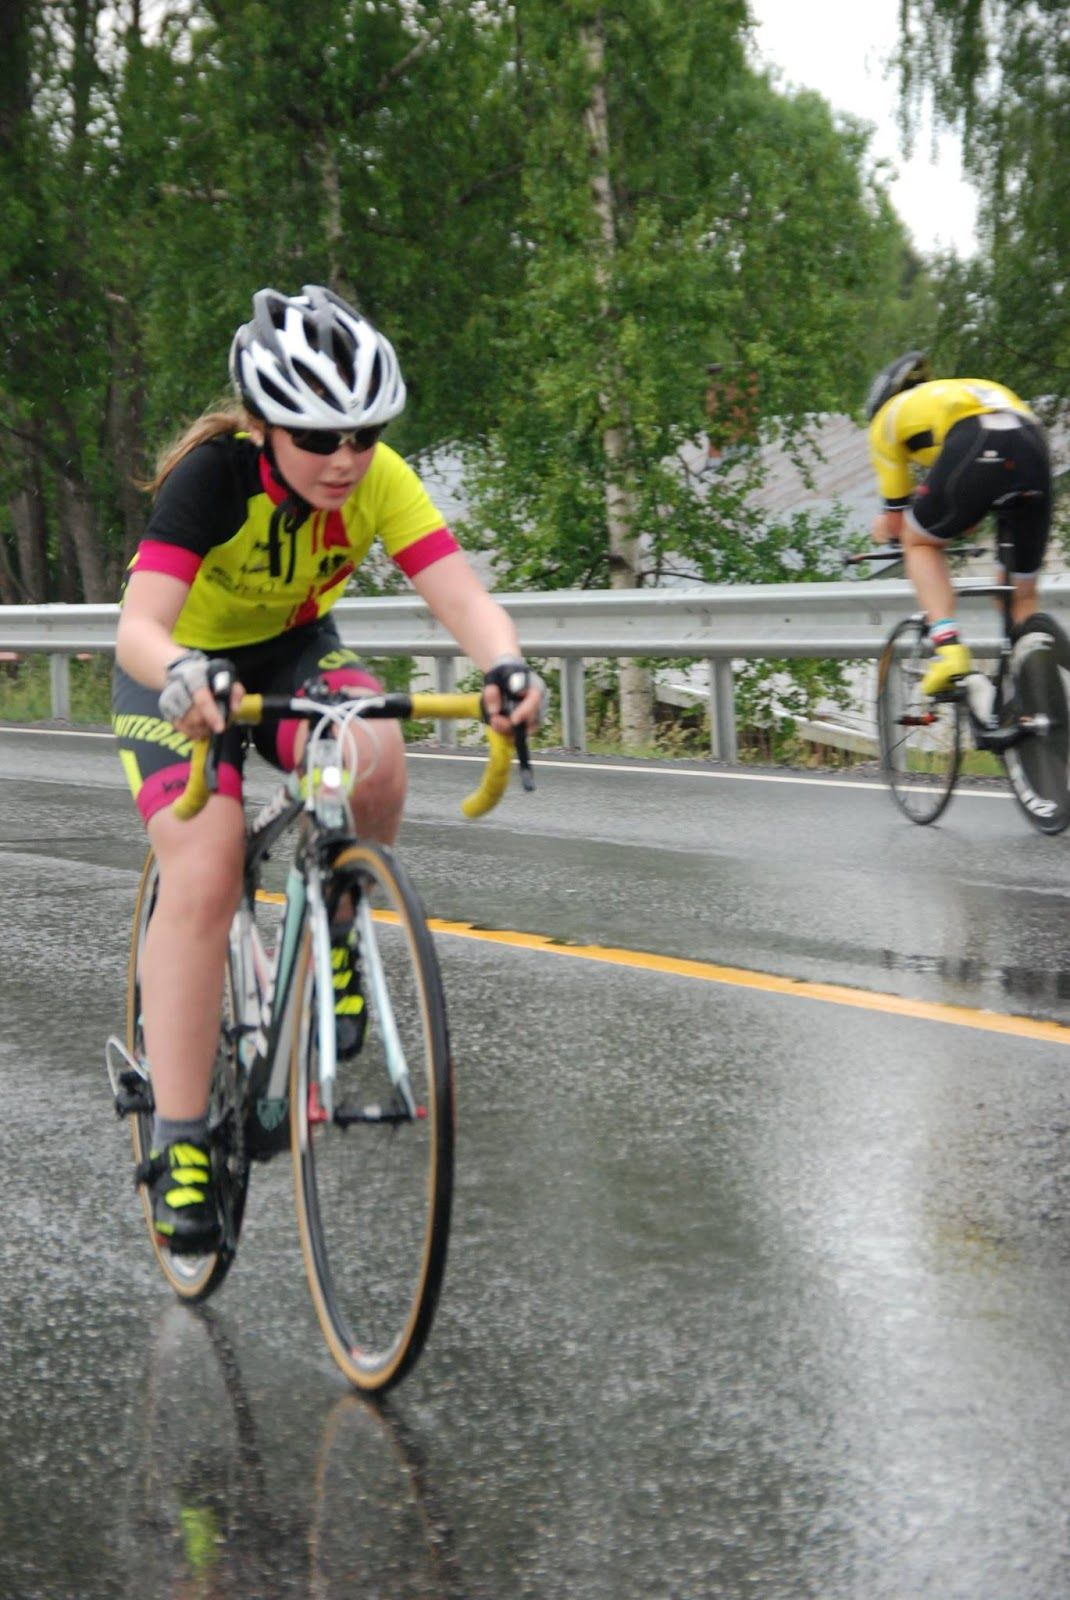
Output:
top-left (409, 551), bottom-right (541, 732)
top-left (116, 570), bottom-right (229, 738)
top-left (116, 569), bottom-right (193, 687)
top-left (872, 509), bottom-right (904, 545)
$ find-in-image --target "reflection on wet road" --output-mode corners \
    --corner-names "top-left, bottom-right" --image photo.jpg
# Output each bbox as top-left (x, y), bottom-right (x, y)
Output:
top-left (3, 730), bottom-right (1070, 1599)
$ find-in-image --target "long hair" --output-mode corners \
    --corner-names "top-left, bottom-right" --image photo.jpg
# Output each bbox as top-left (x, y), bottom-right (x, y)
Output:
top-left (142, 401), bottom-right (254, 495)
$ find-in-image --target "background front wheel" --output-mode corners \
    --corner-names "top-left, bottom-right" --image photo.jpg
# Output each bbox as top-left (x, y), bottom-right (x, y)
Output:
top-left (877, 617), bottom-right (962, 825)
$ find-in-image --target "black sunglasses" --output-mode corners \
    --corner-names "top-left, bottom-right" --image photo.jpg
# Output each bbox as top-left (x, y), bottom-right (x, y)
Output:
top-left (285, 425), bottom-right (383, 456)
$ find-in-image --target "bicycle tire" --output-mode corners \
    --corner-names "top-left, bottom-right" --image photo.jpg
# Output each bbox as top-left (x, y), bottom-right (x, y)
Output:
top-left (1001, 614), bottom-right (1070, 835)
top-left (127, 851), bottom-right (250, 1300)
top-left (877, 617), bottom-right (962, 825)
top-left (290, 841), bottom-right (454, 1393)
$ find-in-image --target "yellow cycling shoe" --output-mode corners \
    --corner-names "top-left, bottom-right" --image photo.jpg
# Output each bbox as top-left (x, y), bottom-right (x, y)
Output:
top-left (921, 641), bottom-right (972, 697)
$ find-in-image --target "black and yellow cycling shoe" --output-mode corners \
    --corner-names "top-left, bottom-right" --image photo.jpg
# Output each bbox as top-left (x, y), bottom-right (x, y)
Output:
top-left (331, 925), bottom-right (367, 1060)
top-left (137, 1140), bottom-right (221, 1254)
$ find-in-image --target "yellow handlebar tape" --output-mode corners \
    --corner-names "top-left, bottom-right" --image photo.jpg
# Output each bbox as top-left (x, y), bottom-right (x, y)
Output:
top-left (460, 728), bottom-right (514, 818)
top-left (171, 738), bottom-right (211, 821)
top-left (409, 691), bottom-right (482, 720)
top-left (235, 694), bottom-right (264, 725)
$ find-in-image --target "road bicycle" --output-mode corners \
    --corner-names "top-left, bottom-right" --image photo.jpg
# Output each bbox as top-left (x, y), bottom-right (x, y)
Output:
top-left (106, 675), bottom-right (530, 1392)
top-left (858, 544), bottom-right (1070, 831)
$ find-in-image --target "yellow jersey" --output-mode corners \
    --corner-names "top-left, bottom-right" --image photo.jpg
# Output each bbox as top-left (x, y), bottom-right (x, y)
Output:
top-left (128, 433), bottom-right (457, 649)
top-left (868, 378), bottom-right (1037, 507)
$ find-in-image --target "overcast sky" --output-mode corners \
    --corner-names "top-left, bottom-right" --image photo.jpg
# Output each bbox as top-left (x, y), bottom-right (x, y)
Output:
top-left (748, 0), bottom-right (979, 257)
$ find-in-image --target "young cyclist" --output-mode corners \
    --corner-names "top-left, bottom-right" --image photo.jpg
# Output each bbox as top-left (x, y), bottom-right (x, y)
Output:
top-left (865, 351), bottom-right (1052, 697)
top-left (113, 284), bottom-right (544, 1253)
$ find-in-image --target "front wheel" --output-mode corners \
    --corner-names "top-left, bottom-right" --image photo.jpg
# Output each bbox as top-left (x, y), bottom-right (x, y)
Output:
top-left (291, 842), bottom-right (454, 1393)
top-left (127, 852), bottom-right (249, 1301)
top-left (1001, 614), bottom-right (1070, 835)
top-left (877, 618), bottom-right (962, 825)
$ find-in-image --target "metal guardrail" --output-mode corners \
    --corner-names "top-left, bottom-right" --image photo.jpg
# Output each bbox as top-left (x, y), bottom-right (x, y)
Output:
top-left (5, 577), bottom-right (1070, 758)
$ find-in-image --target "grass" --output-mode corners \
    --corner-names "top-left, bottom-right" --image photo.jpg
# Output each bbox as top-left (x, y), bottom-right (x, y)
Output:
top-left (0, 654), bottom-right (113, 723)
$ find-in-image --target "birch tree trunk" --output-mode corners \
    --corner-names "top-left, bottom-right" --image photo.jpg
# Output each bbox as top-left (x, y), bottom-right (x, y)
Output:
top-left (581, 14), bottom-right (653, 748)
top-left (323, 141), bottom-right (345, 295)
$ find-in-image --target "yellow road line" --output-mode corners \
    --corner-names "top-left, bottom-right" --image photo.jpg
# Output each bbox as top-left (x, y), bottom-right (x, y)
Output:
top-left (255, 890), bottom-right (1070, 1046)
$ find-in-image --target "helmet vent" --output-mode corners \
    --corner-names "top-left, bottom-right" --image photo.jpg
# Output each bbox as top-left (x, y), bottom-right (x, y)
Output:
top-left (291, 359), bottom-right (329, 401)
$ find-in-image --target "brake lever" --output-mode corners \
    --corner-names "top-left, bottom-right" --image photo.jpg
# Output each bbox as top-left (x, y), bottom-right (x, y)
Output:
top-left (204, 659), bottom-right (237, 794)
top-left (513, 724), bottom-right (536, 792)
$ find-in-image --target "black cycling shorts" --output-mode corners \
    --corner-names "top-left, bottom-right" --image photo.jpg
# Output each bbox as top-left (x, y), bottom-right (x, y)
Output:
top-left (112, 617), bottom-right (382, 823)
top-left (909, 412), bottom-right (1051, 575)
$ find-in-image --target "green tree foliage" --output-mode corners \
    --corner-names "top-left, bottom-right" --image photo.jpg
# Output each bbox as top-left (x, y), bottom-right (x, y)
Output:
top-left (462, 3), bottom-right (915, 595)
top-left (897, 0), bottom-right (1070, 407)
top-left (1, 0), bottom-right (924, 632)
top-left (0, 0), bottom-right (525, 599)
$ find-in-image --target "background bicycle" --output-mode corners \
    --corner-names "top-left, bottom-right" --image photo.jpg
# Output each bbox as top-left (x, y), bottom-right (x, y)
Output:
top-left (854, 544), bottom-right (1070, 831)
top-left (107, 678), bottom-right (529, 1391)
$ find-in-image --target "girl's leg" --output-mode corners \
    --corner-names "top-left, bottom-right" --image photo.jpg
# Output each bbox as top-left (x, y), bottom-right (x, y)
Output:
top-left (142, 794), bottom-right (246, 1122)
top-left (1010, 574), bottom-right (1039, 627)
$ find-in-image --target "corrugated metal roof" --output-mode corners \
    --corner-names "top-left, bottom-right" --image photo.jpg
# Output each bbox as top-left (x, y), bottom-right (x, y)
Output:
top-left (412, 412), bottom-right (1070, 572)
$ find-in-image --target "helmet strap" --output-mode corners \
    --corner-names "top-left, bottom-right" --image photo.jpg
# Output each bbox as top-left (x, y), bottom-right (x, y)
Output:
top-left (260, 433), bottom-right (310, 581)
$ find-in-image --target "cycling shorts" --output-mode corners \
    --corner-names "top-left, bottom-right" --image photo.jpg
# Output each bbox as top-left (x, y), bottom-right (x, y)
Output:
top-left (112, 618), bottom-right (382, 823)
top-left (908, 411), bottom-right (1051, 576)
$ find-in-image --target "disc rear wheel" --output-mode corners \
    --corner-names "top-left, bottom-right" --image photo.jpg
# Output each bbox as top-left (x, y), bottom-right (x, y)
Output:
top-left (877, 618), bottom-right (963, 824)
top-left (1001, 615), bottom-right (1070, 835)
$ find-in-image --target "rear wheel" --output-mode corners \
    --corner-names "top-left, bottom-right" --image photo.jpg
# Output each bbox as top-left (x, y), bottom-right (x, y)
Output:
top-left (877, 618), bottom-right (962, 824)
top-left (1001, 614), bottom-right (1070, 835)
top-left (127, 852), bottom-right (249, 1300)
top-left (291, 842), bottom-right (454, 1393)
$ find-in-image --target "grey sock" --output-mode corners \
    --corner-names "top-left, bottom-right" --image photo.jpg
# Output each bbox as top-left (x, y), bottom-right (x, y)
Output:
top-left (152, 1114), bottom-right (209, 1152)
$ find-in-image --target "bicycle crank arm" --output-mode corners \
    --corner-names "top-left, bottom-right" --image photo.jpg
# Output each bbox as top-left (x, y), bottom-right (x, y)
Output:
top-left (332, 1098), bottom-right (425, 1127)
top-left (977, 719), bottom-right (1049, 753)
top-left (105, 1035), bottom-right (155, 1118)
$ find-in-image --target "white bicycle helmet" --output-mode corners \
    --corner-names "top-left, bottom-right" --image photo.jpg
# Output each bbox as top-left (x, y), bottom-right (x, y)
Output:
top-left (229, 284), bottom-right (406, 429)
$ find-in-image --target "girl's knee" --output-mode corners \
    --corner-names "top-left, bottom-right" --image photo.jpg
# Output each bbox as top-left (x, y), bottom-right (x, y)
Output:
top-left (150, 808), bottom-right (245, 924)
top-left (350, 725), bottom-right (406, 837)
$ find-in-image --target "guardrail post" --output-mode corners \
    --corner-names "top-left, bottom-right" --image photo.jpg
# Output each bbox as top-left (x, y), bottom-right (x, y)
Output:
top-left (433, 656), bottom-right (457, 746)
top-left (50, 653), bottom-right (71, 720)
top-left (559, 657), bottom-right (587, 751)
top-left (708, 658), bottom-right (736, 762)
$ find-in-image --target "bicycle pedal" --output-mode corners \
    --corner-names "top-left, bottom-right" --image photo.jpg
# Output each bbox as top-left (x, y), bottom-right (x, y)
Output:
top-left (114, 1069), bottom-right (155, 1119)
top-left (105, 1035), bottom-right (153, 1118)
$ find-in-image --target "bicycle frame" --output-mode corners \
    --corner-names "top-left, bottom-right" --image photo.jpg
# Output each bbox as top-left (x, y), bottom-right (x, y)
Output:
top-left (229, 767), bottom-right (359, 1140)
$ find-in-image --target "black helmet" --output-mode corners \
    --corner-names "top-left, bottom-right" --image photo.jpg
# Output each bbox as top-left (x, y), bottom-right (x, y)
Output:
top-left (864, 351), bottom-right (932, 421)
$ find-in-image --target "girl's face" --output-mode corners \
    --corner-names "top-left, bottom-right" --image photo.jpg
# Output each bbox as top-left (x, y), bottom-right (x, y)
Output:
top-left (261, 425), bottom-right (378, 510)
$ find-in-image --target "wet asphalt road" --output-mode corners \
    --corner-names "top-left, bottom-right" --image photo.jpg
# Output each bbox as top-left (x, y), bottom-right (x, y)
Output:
top-left (2, 728), bottom-right (1070, 1600)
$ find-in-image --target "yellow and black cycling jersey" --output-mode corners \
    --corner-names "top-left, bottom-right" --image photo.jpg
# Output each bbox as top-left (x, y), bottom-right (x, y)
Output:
top-left (868, 378), bottom-right (1038, 509)
top-left (127, 432), bottom-right (458, 651)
